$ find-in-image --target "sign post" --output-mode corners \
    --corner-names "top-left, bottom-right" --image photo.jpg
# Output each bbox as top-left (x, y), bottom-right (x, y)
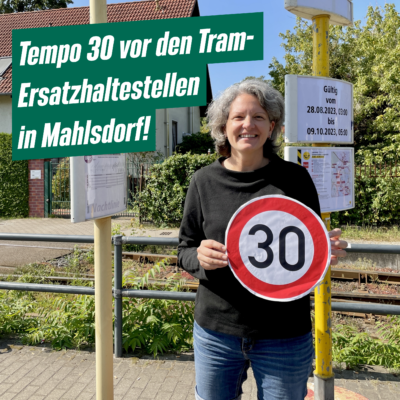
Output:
top-left (284, 2), bottom-right (354, 399)
top-left (89, 1), bottom-right (113, 399)
top-left (312, 14), bottom-right (334, 400)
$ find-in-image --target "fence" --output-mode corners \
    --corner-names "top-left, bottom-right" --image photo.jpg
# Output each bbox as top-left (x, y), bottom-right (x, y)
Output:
top-left (0, 233), bottom-right (400, 358)
top-left (355, 161), bottom-right (400, 178)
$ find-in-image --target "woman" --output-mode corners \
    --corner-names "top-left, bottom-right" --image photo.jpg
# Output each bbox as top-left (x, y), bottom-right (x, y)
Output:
top-left (178, 79), bottom-right (347, 400)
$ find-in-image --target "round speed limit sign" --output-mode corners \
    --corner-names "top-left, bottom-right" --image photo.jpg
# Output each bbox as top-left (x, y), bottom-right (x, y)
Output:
top-left (225, 195), bottom-right (331, 302)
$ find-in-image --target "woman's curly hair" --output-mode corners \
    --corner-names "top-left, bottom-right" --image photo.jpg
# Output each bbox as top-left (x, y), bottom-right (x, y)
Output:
top-left (206, 79), bottom-right (284, 158)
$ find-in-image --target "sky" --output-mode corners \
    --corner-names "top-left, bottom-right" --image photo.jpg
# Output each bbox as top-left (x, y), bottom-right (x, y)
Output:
top-left (68, 0), bottom-right (400, 97)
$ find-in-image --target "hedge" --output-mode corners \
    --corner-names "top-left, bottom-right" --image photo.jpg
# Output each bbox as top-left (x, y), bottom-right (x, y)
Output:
top-left (136, 152), bottom-right (218, 227)
top-left (331, 172), bottom-right (400, 227)
top-left (137, 153), bottom-right (400, 228)
top-left (0, 133), bottom-right (29, 218)
top-left (175, 132), bottom-right (215, 155)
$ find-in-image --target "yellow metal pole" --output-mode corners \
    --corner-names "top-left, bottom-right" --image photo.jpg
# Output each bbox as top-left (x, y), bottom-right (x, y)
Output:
top-left (312, 15), bottom-right (330, 78)
top-left (90, 1), bottom-right (113, 399)
top-left (312, 14), bottom-right (334, 399)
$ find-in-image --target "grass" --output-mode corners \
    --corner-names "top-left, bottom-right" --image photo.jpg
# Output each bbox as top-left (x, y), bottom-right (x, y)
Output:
top-left (339, 225), bottom-right (400, 242)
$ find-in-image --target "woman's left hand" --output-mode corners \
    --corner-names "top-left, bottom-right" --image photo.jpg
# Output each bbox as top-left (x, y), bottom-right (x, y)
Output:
top-left (329, 228), bottom-right (347, 266)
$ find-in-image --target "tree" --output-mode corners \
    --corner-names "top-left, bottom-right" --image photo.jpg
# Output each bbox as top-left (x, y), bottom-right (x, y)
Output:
top-left (268, 4), bottom-right (400, 164)
top-left (0, 0), bottom-right (72, 13)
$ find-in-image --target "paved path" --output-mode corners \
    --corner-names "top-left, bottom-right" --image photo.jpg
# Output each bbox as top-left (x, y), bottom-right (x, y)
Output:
top-left (0, 341), bottom-right (398, 400)
top-left (0, 218), bottom-right (179, 268)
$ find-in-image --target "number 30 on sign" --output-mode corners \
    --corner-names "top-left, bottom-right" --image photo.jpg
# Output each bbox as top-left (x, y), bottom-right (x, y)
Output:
top-left (225, 195), bottom-right (331, 302)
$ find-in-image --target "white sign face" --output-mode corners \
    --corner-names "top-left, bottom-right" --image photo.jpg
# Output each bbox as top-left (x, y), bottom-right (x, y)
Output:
top-left (284, 147), bottom-right (355, 213)
top-left (225, 195), bottom-right (331, 302)
top-left (30, 170), bottom-right (41, 180)
top-left (239, 210), bottom-right (314, 285)
top-left (285, 0), bottom-right (353, 26)
top-left (70, 154), bottom-right (127, 223)
top-left (285, 75), bottom-right (354, 144)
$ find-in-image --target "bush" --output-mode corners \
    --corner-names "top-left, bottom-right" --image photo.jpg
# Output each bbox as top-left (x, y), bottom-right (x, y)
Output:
top-left (52, 158), bottom-right (70, 207)
top-left (0, 260), bottom-right (194, 355)
top-left (175, 132), bottom-right (215, 155)
top-left (137, 153), bottom-right (218, 227)
top-left (0, 133), bottom-right (29, 217)
top-left (333, 320), bottom-right (400, 370)
top-left (331, 173), bottom-right (400, 227)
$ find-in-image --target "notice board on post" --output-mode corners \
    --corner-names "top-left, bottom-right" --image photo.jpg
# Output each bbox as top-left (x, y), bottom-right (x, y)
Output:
top-left (71, 154), bottom-right (127, 223)
top-left (285, 75), bottom-right (354, 144)
top-left (285, 146), bottom-right (355, 213)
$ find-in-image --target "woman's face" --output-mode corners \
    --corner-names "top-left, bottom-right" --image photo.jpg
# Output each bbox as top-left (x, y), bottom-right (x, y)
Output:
top-left (224, 93), bottom-right (275, 158)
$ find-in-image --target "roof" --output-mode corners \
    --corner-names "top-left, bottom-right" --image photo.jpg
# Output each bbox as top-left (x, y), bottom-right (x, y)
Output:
top-left (0, 58), bottom-right (12, 94)
top-left (0, 0), bottom-right (199, 94)
top-left (0, 64), bottom-right (12, 94)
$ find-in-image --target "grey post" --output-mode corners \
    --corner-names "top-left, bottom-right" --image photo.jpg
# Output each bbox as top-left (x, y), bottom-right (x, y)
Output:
top-left (113, 235), bottom-right (123, 358)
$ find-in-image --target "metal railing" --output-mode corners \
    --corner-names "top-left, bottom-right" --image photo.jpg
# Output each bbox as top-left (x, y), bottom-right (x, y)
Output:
top-left (0, 233), bottom-right (400, 358)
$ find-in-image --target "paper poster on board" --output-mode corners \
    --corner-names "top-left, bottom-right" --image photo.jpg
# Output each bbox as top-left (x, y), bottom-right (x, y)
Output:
top-left (284, 147), bottom-right (355, 213)
top-left (70, 154), bottom-right (127, 223)
top-left (85, 154), bottom-right (127, 220)
top-left (285, 75), bottom-right (354, 144)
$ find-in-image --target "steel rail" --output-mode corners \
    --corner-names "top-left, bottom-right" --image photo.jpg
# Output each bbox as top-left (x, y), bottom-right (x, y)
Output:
top-left (3, 275), bottom-right (400, 305)
top-left (346, 243), bottom-right (400, 254)
top-left (1, 233), bottom-right (399, 255)
top-left (0, 233), bottom-right (94, 243)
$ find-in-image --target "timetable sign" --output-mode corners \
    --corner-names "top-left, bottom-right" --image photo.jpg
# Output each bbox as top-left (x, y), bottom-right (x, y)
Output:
top-left (285, 75), bottom-right (354, 144)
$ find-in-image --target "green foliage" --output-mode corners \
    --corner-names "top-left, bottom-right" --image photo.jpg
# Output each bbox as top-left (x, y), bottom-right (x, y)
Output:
top-left (176, 132), bottom-right (215, 155)
top-left (0, 259), bottom-right (195, 356)
top-left (0, 133), bottom-right (29, 218)
top-left (136, 152), bottom-right (218, 227)
top-left (51, 159), bottom-right (70, 209)
top-left (331, 173), bottom-right (400, 226)
top-left (333, 320), bottom-right (400, 369)
top-left (0, 291), bottom-right (38, 336)
top-left (25, 296), bottom-right (95, 350)
top-left (199, 117), bottom-right (211, 134)
top-left (269, 4), bottom-right (400, 164)
top-left (112, 223), bottom-right (146, 252)
top-left (0, 0), bottom-right (72, 13)
top-left (122, 261), bottom-right (194, 356)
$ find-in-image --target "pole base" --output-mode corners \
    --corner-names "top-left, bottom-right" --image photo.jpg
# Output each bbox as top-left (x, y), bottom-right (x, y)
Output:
top-left (313, 374), bottom-right (334, 400)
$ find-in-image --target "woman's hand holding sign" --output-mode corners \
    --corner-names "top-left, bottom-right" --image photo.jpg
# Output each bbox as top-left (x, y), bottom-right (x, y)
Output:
top-left (197, 240), bottom-right (229, 270)
top-left (329, 228), bottom-right (347, 265)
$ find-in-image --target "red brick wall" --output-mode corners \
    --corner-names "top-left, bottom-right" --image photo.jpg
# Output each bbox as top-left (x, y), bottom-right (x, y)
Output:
top-left (28, 159), bottom-right (45, 217)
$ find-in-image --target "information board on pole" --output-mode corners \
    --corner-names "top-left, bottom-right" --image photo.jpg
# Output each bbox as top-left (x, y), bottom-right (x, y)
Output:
top-left (284, 0), bottom-right (353, 26)
top-left (285, 75), bottom-right (354, 144)
top-left (71, 154), bottom-right (126, 222)
top-left (12, 13), bottom-right (263, 161)
top-left (284, 146), bottom-right (354, 213)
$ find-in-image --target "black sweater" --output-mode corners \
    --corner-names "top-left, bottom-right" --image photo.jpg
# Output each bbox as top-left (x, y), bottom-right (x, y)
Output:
top-left (178, 155), bottom-right (321, 339)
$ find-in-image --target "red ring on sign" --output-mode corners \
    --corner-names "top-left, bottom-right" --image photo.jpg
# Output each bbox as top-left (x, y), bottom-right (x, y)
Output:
top-left (226, 196), bottom-right (329, 300)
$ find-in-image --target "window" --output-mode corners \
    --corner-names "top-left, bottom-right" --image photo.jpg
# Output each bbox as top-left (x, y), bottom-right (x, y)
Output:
top-left (172, 121), bottom-right (178, 153)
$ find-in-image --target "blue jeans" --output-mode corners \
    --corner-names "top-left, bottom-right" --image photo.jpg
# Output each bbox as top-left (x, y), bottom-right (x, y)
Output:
top-left (193, 321), bottom-right (313, 400)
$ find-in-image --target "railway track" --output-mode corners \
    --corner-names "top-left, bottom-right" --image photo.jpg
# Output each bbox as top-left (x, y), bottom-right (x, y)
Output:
top-left (2, 246), bottom-right (400, 309)
top-left (2, 273), bottom-right (400, 307)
